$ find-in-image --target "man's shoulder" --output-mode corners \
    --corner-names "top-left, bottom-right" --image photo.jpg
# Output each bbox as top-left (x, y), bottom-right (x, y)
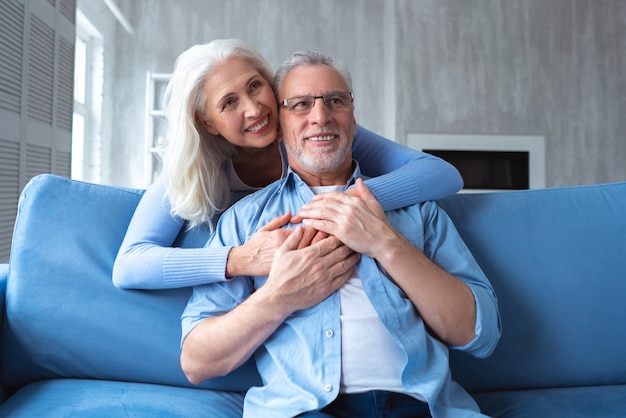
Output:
top-left (385, 201), bottom-right (451, 250)
top-left (385, 200), bottom-right (444, 228)
top-left (385, 200), bottom-right (433, 215)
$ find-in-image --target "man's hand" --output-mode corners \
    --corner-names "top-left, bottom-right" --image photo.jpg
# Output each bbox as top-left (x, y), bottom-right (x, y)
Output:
top-left (182, 225), bottom-right (359, 385)
top-left (295, 179), bottom-right (401, 259)
top-left (297, 179), bottom-right (477, 345)
top-left (260, 226), bottom-right (359, 315)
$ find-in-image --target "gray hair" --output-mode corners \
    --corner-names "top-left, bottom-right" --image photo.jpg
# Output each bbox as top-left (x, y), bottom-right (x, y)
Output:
top-left (273, 50), bottom-right (353, 99)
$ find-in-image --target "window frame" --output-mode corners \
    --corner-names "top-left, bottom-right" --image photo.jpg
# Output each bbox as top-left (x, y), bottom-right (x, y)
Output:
top-left (72, 9), bottom-right (103, 183)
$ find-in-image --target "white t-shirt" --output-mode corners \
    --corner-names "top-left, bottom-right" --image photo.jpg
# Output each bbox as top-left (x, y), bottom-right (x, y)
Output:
top-left (309, 185), bottom-right (409, 396)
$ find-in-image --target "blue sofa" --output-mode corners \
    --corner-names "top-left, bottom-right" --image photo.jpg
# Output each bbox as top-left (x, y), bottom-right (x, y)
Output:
top-left (1, 173), bottom-right (625, 417)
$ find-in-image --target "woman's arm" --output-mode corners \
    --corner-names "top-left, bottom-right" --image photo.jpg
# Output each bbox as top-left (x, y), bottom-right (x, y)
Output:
top-left (112, 176), bottom-right (231, 290)
top-left (113, 177), bottom-right (292, 290)
top-left (352, 125), bottom-right (463, 211)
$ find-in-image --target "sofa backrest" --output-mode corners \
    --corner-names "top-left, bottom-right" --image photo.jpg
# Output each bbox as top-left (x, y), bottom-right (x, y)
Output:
top-left (440, 181), bottom-right (626, 392)
top-left (1, 174), bottom-right (260, 394)
top-left (3, 174), bottom-right (626, 396)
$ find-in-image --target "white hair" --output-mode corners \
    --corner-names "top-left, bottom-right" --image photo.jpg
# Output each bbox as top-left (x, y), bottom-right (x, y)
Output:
top-left (161, 39), bottom-right (274, 229)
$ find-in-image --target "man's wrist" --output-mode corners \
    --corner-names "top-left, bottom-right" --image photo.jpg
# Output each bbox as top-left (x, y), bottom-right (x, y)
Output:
top-left (374, 231), bottom-right (413, 266)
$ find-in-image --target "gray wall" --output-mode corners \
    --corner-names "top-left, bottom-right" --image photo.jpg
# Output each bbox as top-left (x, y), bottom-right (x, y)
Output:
top-left (89, 0), bottom-right (625, 189)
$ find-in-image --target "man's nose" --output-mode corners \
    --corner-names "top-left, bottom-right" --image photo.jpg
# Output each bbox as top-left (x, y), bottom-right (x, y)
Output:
top-left (308, 97), bottom-right (332, 124)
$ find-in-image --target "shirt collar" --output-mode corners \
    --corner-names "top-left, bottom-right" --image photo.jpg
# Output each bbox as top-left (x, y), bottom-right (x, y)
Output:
top-left (279, 160), bottom-right (362, 193)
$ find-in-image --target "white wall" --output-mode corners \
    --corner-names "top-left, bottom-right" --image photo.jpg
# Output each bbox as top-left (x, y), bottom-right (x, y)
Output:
top-left (83, 0), bottom-right (626, 189)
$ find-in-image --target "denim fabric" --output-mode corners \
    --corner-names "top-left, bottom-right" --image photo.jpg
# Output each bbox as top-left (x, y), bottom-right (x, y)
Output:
top-left (299, 391), bottom-right (431, 418)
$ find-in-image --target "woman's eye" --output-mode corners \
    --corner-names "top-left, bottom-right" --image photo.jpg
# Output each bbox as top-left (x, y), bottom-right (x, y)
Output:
top-left (250, 80), bottom-right (264, 94)
top-left (222, 98), bottom-right (237, 110)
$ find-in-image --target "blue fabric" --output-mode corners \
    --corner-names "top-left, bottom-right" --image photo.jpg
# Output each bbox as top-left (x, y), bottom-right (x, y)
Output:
top-left (4, 173), bottom-right (626, 417)
top-left (437, 182), bottom-right (626, 393)
top-left (182, 165), bottom-right (500, 418)
top-left (113, 124), bottom-right (462, 290)
top-left (0, 265), bottom-right (6, 403)
top-left (473, 384), bottom-right (626, 418)
top-left (353, 125), bottom-right (464, 208)
top-left (1, 174), bottom-right (261, 394)
top-left (0, 379), bottom-right (244, 417)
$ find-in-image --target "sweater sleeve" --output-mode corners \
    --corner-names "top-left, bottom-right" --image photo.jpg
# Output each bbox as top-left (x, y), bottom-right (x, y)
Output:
top-left (352, 125), bottom-right (464, 211)
top-left (112, 176), bottom-right (231, 290)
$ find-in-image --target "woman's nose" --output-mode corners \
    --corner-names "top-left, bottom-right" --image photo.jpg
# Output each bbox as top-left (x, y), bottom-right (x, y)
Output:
top-left (242, 95), bottom-right (262, 117)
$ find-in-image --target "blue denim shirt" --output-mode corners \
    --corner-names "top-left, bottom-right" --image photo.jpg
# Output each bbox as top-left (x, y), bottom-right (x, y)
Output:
top-left (181, 164), bottom-right (501, 418)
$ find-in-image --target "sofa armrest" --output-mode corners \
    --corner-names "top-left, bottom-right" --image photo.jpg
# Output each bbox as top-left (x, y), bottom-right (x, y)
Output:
top-left (0, 262), bottom-right (7, 286)
top-left (0, 263), bottom-right (7, 403)
top-left (0, 263), bottom-right (6, 320)
top-left (0, 262), bottom-right (6, 330)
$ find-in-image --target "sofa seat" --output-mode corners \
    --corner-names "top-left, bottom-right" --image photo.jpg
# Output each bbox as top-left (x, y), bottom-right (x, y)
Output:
top-left (474, 384), bottom-right (626, 417)
top-left (0, 379), bottom-right (245, 417)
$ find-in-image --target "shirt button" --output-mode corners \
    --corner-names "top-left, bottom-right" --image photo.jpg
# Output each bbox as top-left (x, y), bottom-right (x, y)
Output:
top-left (325, 329), bottom-right (334, 338)
top-left (324, 384), bottom-right (333, 393)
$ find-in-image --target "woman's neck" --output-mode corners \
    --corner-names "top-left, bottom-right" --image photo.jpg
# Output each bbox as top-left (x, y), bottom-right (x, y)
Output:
top-left (231, 141), bottom-right (282, 188)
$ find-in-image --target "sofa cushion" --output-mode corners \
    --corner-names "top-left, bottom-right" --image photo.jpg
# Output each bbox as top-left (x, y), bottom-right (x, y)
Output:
top-left (439, 182), bottom-right (626, 392)
top-left (1, 174), bottom-right (260, 393)
top-left (473, 384), bottom-right (626, 418)
top-left (0, 379), bottom-right (244, 417)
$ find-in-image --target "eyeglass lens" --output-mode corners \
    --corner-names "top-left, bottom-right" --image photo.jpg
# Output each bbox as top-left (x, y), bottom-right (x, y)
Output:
top-left (284, 92), bottom-right (353, 114)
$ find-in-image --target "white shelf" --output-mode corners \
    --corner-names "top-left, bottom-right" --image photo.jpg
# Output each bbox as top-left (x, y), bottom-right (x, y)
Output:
top-left (144, 72), bottom-right (171, 186)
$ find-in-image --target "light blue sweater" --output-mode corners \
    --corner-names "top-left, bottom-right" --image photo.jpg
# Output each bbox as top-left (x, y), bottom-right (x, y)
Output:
top-left (112, 125), bottom-right (463, 289)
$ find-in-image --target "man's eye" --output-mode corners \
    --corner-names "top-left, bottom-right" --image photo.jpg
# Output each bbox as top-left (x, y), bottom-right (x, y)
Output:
top-left (327, 96), bottom-right (345, 106)
top-left (294, 99), bottom-right (312, 108)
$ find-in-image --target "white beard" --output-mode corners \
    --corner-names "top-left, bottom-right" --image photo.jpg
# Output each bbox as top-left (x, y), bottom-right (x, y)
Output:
top-left (287, 131), bottom-right (352, 173)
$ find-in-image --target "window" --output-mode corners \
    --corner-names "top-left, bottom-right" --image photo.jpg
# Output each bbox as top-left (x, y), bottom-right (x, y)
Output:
top-left (72, 34), bottom-right (86, 179)
top-left (72, 9), bottom-right (103, 183)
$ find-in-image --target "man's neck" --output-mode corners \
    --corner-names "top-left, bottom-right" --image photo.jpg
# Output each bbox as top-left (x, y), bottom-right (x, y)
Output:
top-left (295, 160), bottom-right (355, 187)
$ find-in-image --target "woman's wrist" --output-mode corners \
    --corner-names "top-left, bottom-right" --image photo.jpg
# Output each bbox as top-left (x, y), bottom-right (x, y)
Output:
top-left (225, 246), bottom-right (245, 278)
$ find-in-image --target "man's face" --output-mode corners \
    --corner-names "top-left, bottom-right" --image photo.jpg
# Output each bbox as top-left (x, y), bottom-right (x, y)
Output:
top-left (279, 64), bottom-right (357, 185)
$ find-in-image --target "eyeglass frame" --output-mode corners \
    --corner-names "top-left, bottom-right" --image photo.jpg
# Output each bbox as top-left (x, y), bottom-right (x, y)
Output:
top-left (281, 91), bottom-right (354, 114)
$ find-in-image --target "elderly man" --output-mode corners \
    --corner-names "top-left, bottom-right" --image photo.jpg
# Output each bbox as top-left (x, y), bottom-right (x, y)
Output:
top-left (180, 50), bottom-right (501, 418)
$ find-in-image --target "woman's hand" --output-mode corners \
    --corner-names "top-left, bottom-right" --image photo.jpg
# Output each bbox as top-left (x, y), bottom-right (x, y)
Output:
top-left (225, 212), bottom-right (292, 277)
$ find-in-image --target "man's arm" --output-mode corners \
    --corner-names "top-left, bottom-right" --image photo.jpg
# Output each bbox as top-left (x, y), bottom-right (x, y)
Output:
top-left (297, 179), bottom-right (477, 347)
top-left (181, 227), bottom-right (358, 384)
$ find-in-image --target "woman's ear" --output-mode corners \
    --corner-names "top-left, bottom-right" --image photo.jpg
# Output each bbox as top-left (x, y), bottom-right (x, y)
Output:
top-left (196, 113), bottom-right (220, 135)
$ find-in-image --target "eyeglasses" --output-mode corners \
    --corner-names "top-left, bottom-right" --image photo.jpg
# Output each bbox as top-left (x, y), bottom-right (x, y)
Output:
top-left (282, 92), bottom-right (354, 115)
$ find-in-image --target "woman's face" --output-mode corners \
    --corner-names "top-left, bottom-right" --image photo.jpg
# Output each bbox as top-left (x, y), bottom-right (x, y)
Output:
top-left (198, 56), bottom-right (279, 149)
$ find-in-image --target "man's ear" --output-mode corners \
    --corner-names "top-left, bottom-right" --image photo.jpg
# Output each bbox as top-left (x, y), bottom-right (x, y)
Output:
top-left (196, 113), bottom-right (220, 135)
